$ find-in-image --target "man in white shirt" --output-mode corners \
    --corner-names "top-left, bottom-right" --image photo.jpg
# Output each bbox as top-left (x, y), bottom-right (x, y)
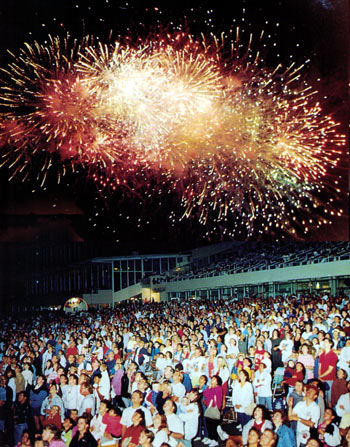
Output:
top-left (120, 390), bottom-right (152, 435)
top-left (163, 398), bottom-right (184, 443)
top-left (288, 385), bottom-right (321, 447)
top-left (93, 373), bottom-right (110, 409)
top-left (64, 374), bottom-right (80, 414)
top-left (78, 383), bottom-right (95, 417)
top-left (90, 400), bottom-right (108, 442)
top-left (171, 372), bottom-right (186, 403)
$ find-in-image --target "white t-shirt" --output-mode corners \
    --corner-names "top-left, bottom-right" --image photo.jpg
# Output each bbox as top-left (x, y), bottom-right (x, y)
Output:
top-left (293, 400), bottom-right (320, 443)
top-left (336, 392), bottom-right (350, 418)
top-left (64, 384), bottom-right (80, 411)
top-left (120, 406), bottom-right (153, 427)
top-left (90, 413), bottom-right (107, 441)
top-left (179, 403), bottom-right (199, 440)
top-left (78, 394), bottom-right (95, 416)
top-left (151, 429), bottom-right (169, 447)
top-left (172, 382), bottom-right (186, 401)
top-left (166, 412), bottom-right (184, 441)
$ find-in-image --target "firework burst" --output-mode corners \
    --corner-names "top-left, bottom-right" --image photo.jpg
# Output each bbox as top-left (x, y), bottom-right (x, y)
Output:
top-left (0, 30), bottom-right (346, 237)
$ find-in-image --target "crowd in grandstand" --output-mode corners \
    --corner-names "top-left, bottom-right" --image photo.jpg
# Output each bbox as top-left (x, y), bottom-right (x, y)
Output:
top-left (1, 291), bottom-right (350, 447)
top-left (151, 242), bottom-right (350, 283)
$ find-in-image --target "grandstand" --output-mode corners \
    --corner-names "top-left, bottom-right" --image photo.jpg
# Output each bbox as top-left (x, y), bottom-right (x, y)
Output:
top-left (83, 241), bottom-right (350, 306)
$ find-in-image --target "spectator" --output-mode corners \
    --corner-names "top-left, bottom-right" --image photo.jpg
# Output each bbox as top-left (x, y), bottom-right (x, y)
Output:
top-left (271, 409), bottom-right (296, 447)
top-left (288, 385), bottom-right (321, 447)
top-left (70, 416), bottom-right (98, 447)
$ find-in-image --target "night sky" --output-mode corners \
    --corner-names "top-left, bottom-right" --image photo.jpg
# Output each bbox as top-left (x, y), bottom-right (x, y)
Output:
top-left (0, 0), bottom-right (349, 252)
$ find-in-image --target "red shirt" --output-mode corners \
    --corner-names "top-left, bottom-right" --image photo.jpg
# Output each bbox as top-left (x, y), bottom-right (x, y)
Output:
top-left (122, 425), bottom-right (143, 445)
top-left (255, 350), bottom-right (266, 370)
top-left (42, 413), bottom-right (62, 430)
top-left (66, 346), bottom-right (78, 357)
top-left (319, 350), bottom-right (338, 381)
top-left (102, 413), bottom-right (122, 437)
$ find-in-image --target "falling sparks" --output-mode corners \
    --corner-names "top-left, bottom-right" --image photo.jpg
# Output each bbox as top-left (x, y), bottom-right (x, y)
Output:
top-left (0, 30), bottom-right (346, 238)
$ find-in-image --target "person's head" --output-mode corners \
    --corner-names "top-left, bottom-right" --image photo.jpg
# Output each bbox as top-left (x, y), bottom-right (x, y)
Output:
top-left (243, 357), bottom-right (252, 369)
top-left (258, 362), bottom-right (266, 373)
top-left (272, 409), bottom-right (285, 427)
top-left (131, 390), bottom-right (144, 407)
top-left (153, 413), bottom-right (168, 431)
top-left (199, 375), bottom-right (208, 386)
top-left (295, 362), bottom-right (305, 375)
top-left (139, 429), bottom-right (155, 447)
top-left (131, 408), bottom-right (146, 426)
top-left (324, 338), bottom-right (334, 351)
top-left (63, 417), bottom-right (74, 432)
top-left (210, 375), bottom-right (222, 388)
top-left (287, 360), bottom-right (295, 369)
top-left (256, 339), bottom-right (264, 350)
top-left (76, 416), bottom-right (90, 434)
top-left (259, 429), bottom-right (277, 447)
top-left (239, 369), bottom-right (249, 383)
top-left (17, 391), bottom-right (27, 403)
top-left (60, 374), bottom-right (68, 385)
top-left (253, 404), bottom-right (269, 422)
top-left (337, 369), bottom-right (347, 380)
top-left (164, 366), bottom-right (174, 379)
top-left (247, 427), bottom-right (260, 445)
top-left (49, 383), bottom-right (58, 395)
top-left (324, 407), bottom-right (338, 424)
top-left (217, 356), bottom-right (227, 367)
top-left (42, 424), bottom-right (61, 443)
top-left (70, 409), bottom-right (78, 421)
top-left (19, 430), bottom-right (31, 446)
top-left (98, 399), bottom-right (110, 415)
top-left (301, 344), bottom-right (311, 355)
top-left (173, 371), bottom-right (182, 384)
top-left (94, 373), bottom-right (102, 385)
top-left (163, 398), bottom-right (177, 415)
top-left (49, 405), bottom-right (60, 417)
top-left (81, 381), bottom-right (93, 396)
top-left (305, 439), bottom-right (320, 447)
top-left (305, 385), bottom-right (319, 402)
top-left (79, 373), bottom-right (89, 385)
top-left (188, 388), bottom-right (200, 402)
top-left (294, 380), bottom-right (304, 395)
top-left (69, 374), bottom-right (78, 386)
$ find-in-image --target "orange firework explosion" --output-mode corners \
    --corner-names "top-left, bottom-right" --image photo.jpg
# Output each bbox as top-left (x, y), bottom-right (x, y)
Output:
top-left (0, 31), bottom-right (346, 237)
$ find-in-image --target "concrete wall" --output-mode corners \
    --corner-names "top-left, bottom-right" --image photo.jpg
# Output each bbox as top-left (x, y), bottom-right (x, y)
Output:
top-left (112, 283), bottom-right (143, 303)
top-left (83, 289), bottom-right (113, 306)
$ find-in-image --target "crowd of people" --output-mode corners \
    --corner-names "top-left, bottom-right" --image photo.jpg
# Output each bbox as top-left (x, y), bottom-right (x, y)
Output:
top-left (152, 241), bottom-right (350, 283)
top-left (1, 291), bottom-right (350, 447)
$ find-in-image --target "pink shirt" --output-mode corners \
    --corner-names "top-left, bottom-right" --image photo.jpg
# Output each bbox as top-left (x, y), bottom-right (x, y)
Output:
top-left (298, 353), bottom-right (315, 379)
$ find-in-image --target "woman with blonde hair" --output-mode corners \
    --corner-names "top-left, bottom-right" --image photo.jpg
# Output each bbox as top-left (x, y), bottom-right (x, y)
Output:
top-left (151, 413), bottom-right (170, 447)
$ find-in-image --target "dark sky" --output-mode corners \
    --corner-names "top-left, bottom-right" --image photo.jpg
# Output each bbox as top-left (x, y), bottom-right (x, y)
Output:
top-left (0, 0), bottom-right (349, 250)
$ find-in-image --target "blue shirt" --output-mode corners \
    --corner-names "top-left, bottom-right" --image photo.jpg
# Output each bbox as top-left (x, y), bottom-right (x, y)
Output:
top-left (276, 424), bottom-right (296, 447)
